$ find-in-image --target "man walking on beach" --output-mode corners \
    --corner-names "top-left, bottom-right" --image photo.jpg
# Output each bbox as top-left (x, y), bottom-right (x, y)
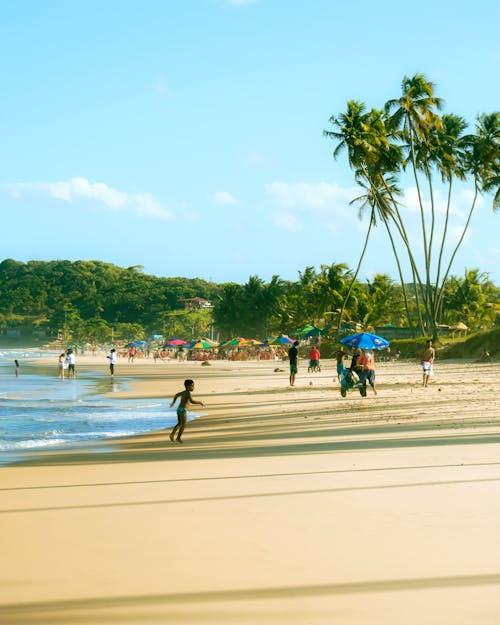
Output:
top-left (288, 340), bottom-right (299, 386)
top-left (357, 349), bottom-right (377, 395)
top-left (420, 339), bottom-right (435, 387)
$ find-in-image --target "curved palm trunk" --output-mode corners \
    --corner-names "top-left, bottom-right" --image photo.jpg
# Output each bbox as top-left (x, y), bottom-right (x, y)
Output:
top-left (377, 175), bottom-right (427, 334)
top-left (436, 185), bottom-right (479, 315)
top-left (360, 167), bottom-right (427, 335)
top-left (409, 129), bottom-right (430, 272)
top-left (409, 134), bottom-right (437, 337)
top-left (425, 165), bottom-right (438, 330)
top-left (337, 212), bottom-right (374, 338)
top-left (433, 178), bottom-right (453, 314)
top-left (381, 215), bottom-right (413, 328)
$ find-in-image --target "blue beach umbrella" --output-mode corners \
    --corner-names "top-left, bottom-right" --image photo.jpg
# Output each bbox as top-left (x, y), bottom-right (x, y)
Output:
top-left (340, 332), bottom-right (390, 350)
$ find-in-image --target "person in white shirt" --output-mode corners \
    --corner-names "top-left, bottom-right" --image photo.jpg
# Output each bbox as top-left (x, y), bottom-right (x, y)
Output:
top-left (66, 349), bottom-right (76, 379)
top-left (107, 348), bottom-right (117, 376)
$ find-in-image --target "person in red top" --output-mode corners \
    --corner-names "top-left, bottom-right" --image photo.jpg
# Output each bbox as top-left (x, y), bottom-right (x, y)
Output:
top-left (308, 345), bottom-right (321, 372)
top-left (357, 349), bottom-right (377, 395)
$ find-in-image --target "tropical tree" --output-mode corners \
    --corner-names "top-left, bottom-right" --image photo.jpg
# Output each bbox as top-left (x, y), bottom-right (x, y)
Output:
top-left (440, 269), bottom-right (497, 329)
top-left (363, 274), bottom-right (405, 327)
top-left (325, 73), bottom-right (500, 339)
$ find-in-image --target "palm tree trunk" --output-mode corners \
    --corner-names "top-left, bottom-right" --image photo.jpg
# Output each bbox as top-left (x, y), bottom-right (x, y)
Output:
top-left (337, 212), bottom-right (374, 337)
top-left (381, 215), bottom-right (413, 328)
top-left (433, 179), bottom-right (453, 315)
top-left (436, 185), bottom-right (479, 315)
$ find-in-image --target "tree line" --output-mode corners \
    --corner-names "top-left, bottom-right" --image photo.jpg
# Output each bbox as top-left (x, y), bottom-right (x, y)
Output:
top-left (0, 258), bottom-right (497, 344)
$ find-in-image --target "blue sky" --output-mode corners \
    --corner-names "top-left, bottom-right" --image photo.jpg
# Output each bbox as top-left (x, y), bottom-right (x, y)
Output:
top-left (1, 0), bottom-right (499, 285)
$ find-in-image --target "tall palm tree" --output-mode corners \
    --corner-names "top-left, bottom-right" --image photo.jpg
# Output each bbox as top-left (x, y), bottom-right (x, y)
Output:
top-left (436, 112), bottom-right (500, 317)
top-left (385, 74), bottom-right (444, 336)
top-left (324, 103), bottom-right (403, 334)
top-left (428, 113), bottom-right (469, 306)
top-left (326, 75), bottom-right (498, 339)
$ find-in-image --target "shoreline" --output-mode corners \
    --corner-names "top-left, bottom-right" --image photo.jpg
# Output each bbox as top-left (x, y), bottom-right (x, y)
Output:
top-left (1, 359), bottom-right (500, 624)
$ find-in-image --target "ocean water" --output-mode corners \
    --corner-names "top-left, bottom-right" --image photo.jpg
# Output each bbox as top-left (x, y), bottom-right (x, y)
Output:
top-left (0, 349), bottom-right (194, 465)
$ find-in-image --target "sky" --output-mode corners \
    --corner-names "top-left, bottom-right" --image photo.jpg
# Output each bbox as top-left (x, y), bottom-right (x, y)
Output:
top-left (1, 0), bottom-right (499, 286)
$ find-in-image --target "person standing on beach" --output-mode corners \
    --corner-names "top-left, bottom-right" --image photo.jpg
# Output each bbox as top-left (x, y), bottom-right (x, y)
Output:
top-left (420, 339), bottom-right (435, 387)
top-left (128, 345), bottom-right (135, 362)
top-left (308, 344), bottom-right (320, 372)
top-left (357, 349), bottom-right (377, 395)
top-left (58, 353), bottom-right (66, 379)
top-left (66, 349), bottom-right (76, 379)
top-left (14, 359), bottom-right (20, 377)
top-left (107, 348), bottom-right (117, 376)
top-left (335, 346), bottom-right (347, 380)
top-left (288, 340), bottom-right (299, 386)
top-left (350, 347), bottom-right (362, 374)
top-left (169, 379), bottom-right (204, 443)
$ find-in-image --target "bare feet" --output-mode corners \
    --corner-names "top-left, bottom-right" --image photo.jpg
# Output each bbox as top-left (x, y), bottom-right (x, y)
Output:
top-left (177, 438), bottom-right (183, 444)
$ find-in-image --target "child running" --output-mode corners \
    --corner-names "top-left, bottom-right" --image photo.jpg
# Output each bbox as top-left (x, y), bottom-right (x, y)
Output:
top-left (169, 379), bottom-right (204, 443)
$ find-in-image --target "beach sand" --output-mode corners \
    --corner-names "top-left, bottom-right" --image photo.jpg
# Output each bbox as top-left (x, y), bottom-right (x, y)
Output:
top-left (1, 357), bottom-right (500, 624)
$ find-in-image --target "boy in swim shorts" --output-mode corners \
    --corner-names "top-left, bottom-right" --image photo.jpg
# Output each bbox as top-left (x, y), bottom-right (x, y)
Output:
top-left (169, 379), bottom-right (204, 443)
top-left (420, 340), bottom-right (435, 387)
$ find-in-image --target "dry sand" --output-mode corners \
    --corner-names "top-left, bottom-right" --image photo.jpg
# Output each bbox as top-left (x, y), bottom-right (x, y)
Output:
top-left (1, 356), bottom-right (500, 624)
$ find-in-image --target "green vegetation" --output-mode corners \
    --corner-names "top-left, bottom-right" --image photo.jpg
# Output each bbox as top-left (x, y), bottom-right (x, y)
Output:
top-left (0, 259), bottom-right (220, 343)
top-left (325, 73), bottom-right (499, 340)
top-left (0, 258), bottom-right (497, 346)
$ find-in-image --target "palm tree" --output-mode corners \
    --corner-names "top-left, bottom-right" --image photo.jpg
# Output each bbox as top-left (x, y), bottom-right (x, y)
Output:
top-left (385, 74), bottom-right (444, 336)
top-left (326, 74), bottom-right (499, 339)
top-left (325, 102), bottom-right (420, 332)
top-left (435, 112), bottom-right (500, 318)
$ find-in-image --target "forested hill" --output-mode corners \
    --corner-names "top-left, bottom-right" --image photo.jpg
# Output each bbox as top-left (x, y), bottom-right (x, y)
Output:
top-left (0, 258), bottom-right (221, 335)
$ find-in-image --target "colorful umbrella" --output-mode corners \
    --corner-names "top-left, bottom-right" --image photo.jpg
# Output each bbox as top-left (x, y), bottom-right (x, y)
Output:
top-left (292, 325), bottom-right (315, 338)
top-left (188, 338), bottom-right (220, 349)
top-left (244, 339), bottom-right (264, 346)
top-left (269, 334), bottom-right (295, 345)
top-left (220, 337), bottom-right (250, 347)
top-left (302, 326), bottom-right (327, 338)
top-left (340, 332), bottom-right (390, 350)
top-left (164, 338), bottom-right (188, 347)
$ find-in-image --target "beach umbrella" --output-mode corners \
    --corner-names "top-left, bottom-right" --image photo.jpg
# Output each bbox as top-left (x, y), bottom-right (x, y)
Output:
top-left (188, 338), bottom-right (220, 349)
top-left (292, 325), bottom-right (315, 338)
top-left (259, 337), bottom-right (274, 347)
top-left (220, 337), bottom-right (250, 347)
top-left (244, 339), bottom-right (264, 346)
top-left (164, 338), bottom-right (188, 347)
top-left (340, 332), bottom-right (390, 350)
top-left (302, 326), bottom-right (327, 338)
top-left (269, 334), bottom-right (295, 345)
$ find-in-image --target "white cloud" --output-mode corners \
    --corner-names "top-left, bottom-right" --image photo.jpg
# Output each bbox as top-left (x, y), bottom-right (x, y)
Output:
top-left (266, 181), bottom-right (357, 212)
top-left (1, 177), bottom-right (173, 221)
top-left (212, 191), bottom-right (238, 205)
